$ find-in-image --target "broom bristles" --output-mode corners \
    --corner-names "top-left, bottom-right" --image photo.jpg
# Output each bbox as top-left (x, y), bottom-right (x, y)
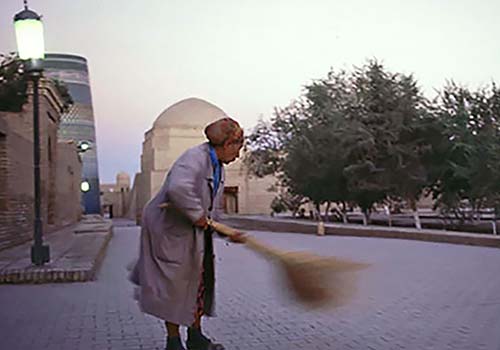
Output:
top-left (279, 252), bottom-right (369, 308)
top-left (208, 218), bottom-right (369, 308)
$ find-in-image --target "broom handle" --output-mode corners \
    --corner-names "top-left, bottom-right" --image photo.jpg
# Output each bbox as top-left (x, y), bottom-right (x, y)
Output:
top-left (207, 219), bottom-right (285, 259)
top-left (158, 202), bottom-right (284, 259)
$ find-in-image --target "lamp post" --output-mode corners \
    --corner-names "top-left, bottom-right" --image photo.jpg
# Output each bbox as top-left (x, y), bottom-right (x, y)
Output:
top-left (14, 0), bottom-right (50, 265)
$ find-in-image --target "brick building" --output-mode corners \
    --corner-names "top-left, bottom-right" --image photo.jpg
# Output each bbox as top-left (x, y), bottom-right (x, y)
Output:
top-left (0, 79), bottom-right (82, 251)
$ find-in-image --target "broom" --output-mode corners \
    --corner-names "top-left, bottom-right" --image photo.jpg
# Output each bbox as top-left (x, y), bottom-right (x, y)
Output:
top-left (209, 219), bottom-right (369, 308)
top-left (159, 202), bottom-right (369, 308)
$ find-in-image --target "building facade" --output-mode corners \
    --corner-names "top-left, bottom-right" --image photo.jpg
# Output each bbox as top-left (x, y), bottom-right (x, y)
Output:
top-left (0, 79), bottom-right (82, 251)
top-left (43, 53), bottom-right (101, 214)
top-left (100, 171), bottom-right (131, 218)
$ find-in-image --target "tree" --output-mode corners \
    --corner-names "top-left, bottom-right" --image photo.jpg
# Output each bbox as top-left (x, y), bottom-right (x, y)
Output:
top-left (346, 62), bottom-right (431, 228)
top-left (246, 60), bottom-right (431, 227)
top-left (0, 53), bottom-right (27, 112)
top-left (0, 52), bottom-right (73, 113)
top-left (428, 82), bottom-right (500, 223)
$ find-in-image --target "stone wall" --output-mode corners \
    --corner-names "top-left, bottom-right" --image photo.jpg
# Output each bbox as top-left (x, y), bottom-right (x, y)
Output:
top-left (100, 173), bottom-right (131, 219)
top-left (54, 141), bottom-right (82, 226)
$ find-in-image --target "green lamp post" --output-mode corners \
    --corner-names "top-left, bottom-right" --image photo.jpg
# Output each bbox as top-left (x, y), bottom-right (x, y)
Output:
top-left (14, 0), bottom-right (50, 265)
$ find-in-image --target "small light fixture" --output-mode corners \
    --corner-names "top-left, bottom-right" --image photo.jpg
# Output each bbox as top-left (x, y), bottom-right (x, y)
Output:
top-left (77, 140), bottom-right (91, 152)
top-left (80, 180), bottom-right (90, 192)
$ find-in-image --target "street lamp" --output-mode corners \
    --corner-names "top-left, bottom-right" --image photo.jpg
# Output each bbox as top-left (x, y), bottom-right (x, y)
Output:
top-left (14, 0), bottom-right (50, 265)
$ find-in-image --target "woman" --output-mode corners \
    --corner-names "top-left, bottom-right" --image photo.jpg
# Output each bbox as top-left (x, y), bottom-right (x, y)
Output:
top-left (130, 117), bottom-right (246, 350)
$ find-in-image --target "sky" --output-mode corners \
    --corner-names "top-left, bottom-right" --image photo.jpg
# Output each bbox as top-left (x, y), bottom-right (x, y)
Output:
top-left (1, 0), bottom-right (499, 183)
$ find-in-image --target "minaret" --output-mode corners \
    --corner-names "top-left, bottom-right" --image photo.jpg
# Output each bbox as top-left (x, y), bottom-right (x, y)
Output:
top-left (43, 53), bottom-right (101, 214)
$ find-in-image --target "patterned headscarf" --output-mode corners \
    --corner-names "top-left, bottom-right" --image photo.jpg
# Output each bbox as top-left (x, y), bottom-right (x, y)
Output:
top-left (204, 117), bottom-right (244, 146)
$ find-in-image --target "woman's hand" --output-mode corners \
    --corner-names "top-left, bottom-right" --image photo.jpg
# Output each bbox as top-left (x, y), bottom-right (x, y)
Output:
top-left (228, 231), bottom-right (247, 244)
top-left (194, 216), bottom-right (209, 230)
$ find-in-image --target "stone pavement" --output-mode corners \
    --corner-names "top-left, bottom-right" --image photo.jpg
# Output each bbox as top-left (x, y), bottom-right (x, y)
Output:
top-left (0, 215), bottom-right (113, 283)
top-left (1, 219), bottom-right (500, 350)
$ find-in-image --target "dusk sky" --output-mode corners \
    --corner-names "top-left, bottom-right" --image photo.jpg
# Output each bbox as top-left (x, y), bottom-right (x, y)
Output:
top-left (1, 0), bottom-right (499, 183)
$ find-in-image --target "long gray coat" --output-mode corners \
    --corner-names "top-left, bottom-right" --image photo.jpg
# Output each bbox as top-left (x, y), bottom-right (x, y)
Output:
top-left (130, 142), bottom-right (224, 326)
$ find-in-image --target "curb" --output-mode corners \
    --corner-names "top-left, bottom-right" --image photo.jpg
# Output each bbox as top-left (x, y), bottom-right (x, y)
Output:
top-left (87, 227), bottom-right (113, 281)
top-left (223, 217), bottom-right (500, 249)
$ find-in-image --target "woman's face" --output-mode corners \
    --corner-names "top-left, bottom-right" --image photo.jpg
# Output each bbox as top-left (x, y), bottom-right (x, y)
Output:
top-left (219, 141), bottom-right (243, 164)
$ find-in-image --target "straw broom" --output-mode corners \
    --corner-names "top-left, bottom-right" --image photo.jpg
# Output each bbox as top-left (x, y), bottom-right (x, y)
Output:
top-left (158, 202), bottom-right (369, 308)
top-left (207, 219), bottom-right (369, 309)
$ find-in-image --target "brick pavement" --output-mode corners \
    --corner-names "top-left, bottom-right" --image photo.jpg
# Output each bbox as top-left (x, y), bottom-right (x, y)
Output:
top-left (0, 219), bottom-right (499, 350)
top-left (0, 215), bottom-right (113, 283)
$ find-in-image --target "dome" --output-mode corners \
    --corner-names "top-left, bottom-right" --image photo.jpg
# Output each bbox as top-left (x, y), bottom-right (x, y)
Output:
top-left (153, 97), bottom-right (227, 129)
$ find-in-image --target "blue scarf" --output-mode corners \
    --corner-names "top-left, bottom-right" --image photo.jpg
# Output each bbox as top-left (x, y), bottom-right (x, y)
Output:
top-left (208, 145), bottom-right (221, 196)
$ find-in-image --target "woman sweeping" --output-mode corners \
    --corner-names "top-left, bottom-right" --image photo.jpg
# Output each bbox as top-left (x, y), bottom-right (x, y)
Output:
top-left (130, 117), bottom-right (246, 350)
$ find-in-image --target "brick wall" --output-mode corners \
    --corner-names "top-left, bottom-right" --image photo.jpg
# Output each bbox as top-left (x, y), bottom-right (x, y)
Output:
top-left (0, 129), bottom-right (34, 251)
top-left (0, 79), bottom-right (82, 252)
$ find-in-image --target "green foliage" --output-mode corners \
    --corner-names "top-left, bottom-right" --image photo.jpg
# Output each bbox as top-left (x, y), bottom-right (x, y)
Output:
top-left (428, 82), bottom-right (500, 217)
top-left (245, 60), bottom-right (500, 222)
top-left (0, 53), bottom-right (27, 112)
top-left (246, 60), bottom-right (432, 220)
top-left (0, 53), bottom-right (73, 113)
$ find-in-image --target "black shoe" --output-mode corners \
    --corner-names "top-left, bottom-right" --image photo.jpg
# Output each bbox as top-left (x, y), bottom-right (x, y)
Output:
top-left (166, 336), bottom-right (186, 350)
top-left (186, 327), bottom-right (225, 350)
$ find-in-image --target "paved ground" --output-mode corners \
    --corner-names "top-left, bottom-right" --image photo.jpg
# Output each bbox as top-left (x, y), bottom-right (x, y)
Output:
top-left (1, 219), bottom-right (499, 350)
top-left (0, 215), bottom-right (113, 283)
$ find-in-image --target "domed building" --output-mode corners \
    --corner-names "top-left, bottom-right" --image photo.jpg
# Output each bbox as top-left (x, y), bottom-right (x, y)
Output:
top-left (128, 98), bottom-right (275, 223)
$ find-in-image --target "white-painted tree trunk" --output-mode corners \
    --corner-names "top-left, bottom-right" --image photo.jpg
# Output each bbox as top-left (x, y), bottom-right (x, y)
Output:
top-left (413, 210), bottom-right (422, 230)
top-left (342, 213), bottom-right (348, 224)
top-left (384, 205), bottom-right (392, 227)
top-left (314, 205), bottom-right (321, 222)
top-left (324, 202), bottom-right (331, 222)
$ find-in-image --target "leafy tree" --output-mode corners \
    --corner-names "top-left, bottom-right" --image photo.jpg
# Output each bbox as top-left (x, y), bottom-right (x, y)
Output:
top-left (429, 82), bottom-right (500, 222)
top-left (0, 53), bottom-right (27, 112)
top-left (246, 60), bottom-right (432, 226)
top-left (0, 52), bottom-right (73, 113)
top-left (346, 62), bottom-right (431, 227)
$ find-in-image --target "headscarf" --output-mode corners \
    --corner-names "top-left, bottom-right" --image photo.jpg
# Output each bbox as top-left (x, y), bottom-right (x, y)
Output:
top-left (204, 117), bottom-right (244, 146)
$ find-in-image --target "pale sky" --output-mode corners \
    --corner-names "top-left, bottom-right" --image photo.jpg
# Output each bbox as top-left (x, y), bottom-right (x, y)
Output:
top-left (1, 0), bottom-right (499, 182)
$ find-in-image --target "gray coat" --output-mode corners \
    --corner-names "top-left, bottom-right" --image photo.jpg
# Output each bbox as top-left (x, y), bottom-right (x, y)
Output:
top-left (130, 142), bottom-right (224, 326)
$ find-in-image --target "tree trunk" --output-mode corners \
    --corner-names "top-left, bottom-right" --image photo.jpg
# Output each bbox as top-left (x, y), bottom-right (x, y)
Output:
top-left (413, 210), bottom-right (422, 230)
top-left (472, 200), bottom-right (481, 223)
top-left (384, 205), bottom-right (392, 227)
top-left (324, 202), bottom-right (331, 222)
top-left (410, 200), bottom-right (422, 230)
top-left (314, 203), bottom-right (321, 221)
top-left (362, 208), bottom-right (370, 226)
top-left (494, 207), bottom-right (499, 235)
top-left (341, 202), bottom-right (348, 224)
